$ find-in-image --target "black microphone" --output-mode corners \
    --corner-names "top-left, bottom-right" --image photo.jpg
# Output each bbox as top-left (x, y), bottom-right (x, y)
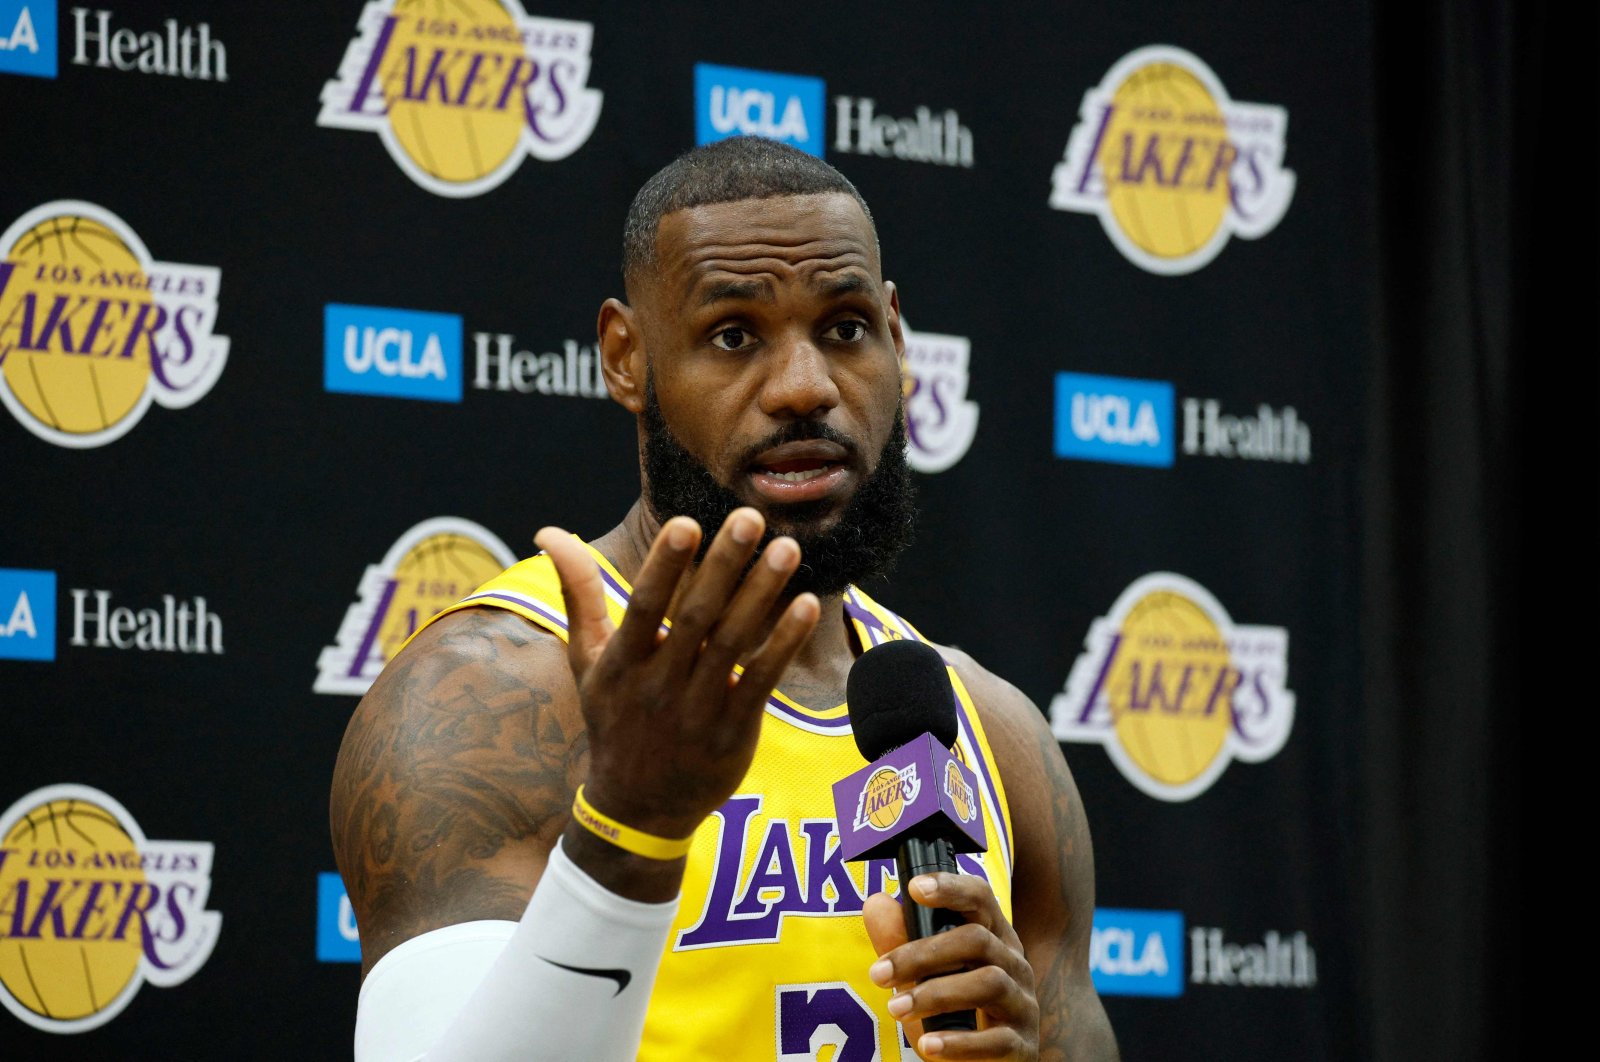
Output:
top-left (846, 639), bottom-right (978, 1035)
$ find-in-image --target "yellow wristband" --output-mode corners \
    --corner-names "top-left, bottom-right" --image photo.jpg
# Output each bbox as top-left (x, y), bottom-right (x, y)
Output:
top-left (571, 785), bottom-right (695, 861)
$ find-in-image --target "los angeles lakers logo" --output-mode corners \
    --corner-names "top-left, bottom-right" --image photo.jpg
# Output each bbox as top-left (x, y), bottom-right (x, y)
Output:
top-left (0, 202), bottom-right (228, 447)
top-left (943, 759), bottom-right (977, 824)
top-left (900, 317), bottom-right (979, 475)
top-left (0, 785), bottom-right (220, 1033)
top-left (1050, 573), bottom-right (1294, 801)
top-left (315, 516), bottom-right (517, 695)
top-left (853, 765), bottom-right (921, 833)
top-left (1048, 46), bottom-right (1295, 275)
top-left (318, 0), bottom-right (604, 198)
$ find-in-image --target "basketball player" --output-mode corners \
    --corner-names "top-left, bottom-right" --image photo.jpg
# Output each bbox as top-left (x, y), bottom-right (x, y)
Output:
top-left (331, 136), bottom-right (1118, 1061)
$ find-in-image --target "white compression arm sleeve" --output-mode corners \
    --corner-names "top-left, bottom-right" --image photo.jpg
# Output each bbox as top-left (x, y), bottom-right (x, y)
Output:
top-left (354, 838), bottom-right (679, 1062)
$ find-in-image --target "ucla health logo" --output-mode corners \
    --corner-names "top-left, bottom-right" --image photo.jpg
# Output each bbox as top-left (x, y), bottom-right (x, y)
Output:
top-left (695, 63), bottom-right (824, 156)
top-left (316, 873), bottom-right (361, 963)
top-left (1091, 909), bottom-right (1184, 997)
top-left (902, 319), bottom-right (978, 474)
top-left (1051, 573), bottom-right (1294, 801)
top-left (0, 1), bottom-right (54, 77)
top-left (1054, 372), bottom-right (1174, 467)
top-left (315, 517), bottom-right (516, 695)
top-left (1049, 46), bottom-right (1294, 274)
top-left (325, 303), bottom-right (463, 402)
top-left (0, 784), bottom-right (220, 1033)
top-left (0, 568), bottom-right (54, 660)
top-left (318, 0), bottom-right (603, 198)
top-left (0, 202), bottom-right (228, 447)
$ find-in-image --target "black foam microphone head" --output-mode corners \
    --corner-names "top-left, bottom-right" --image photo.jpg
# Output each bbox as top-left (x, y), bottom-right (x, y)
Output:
top-left (846, 639), bottom-right (958, 760)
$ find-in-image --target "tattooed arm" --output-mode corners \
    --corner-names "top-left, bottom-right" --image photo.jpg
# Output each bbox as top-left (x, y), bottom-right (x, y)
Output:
top-left (960, 656), bottom-right (1119, 1061)
top-left (329, 608), bottom-right (585, 978)
top-left (330, 509), bottom-right (818, 983)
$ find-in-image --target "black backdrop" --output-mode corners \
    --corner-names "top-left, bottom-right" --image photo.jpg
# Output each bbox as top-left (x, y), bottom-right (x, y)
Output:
top-left (0, 1), bottom-right (1531, 1058)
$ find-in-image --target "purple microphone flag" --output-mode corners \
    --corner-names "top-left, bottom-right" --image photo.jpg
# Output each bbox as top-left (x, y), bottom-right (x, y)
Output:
top-left (832, 733), bottom-right (988, 862)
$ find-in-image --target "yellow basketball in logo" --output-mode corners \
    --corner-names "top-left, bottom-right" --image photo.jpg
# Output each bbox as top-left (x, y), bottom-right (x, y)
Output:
top-left (0, 797), bottom-right (147, 1023)
top-left (0, 215), bottom-right (154, 437)
top-left (381, 0), bottom-right (529, 187)
top-left (1100, 61), bottom-right (1231, 261)
top-left (862, 767), bottom-right (906, 831)
top-left (378, 530), bottom-right (511, 663)
top-left (944, 760), bottom-right (975, 824)
top-left (1105, 590), bottom-right (1231, 787)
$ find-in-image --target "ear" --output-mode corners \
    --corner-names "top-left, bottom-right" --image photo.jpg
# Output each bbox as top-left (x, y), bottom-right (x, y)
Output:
top-left (598, 297), bottom-right (645, 413)
top-left (883, 281), bottom-right (906, 365)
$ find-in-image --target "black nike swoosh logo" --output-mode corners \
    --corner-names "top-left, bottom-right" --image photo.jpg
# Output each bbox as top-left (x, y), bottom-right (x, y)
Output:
top-left (537, 957), bottom-right (632, 997)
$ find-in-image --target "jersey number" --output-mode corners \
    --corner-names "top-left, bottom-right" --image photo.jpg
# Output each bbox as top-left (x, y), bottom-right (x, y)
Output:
top-left (775, 982), bottom-right (915, 1061)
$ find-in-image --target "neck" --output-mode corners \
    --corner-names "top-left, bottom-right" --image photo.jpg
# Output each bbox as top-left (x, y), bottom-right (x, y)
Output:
top-left (589, 499), bottom-right (859, 706)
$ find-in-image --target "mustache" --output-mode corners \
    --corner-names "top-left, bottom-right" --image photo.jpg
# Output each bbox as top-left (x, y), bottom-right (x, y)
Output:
top-left (735, 420), bottom-right (861, 469)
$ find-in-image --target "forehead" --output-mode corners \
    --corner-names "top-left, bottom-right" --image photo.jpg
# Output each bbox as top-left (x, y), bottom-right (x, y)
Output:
top-left (649, 193), bottom-right (881, 307)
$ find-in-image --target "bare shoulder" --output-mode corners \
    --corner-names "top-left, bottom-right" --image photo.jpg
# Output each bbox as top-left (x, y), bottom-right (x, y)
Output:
top-left (329, 607), bottom-right (588, 976)
top-left (936, 643), bottom-right (1063, 797)
top-left (934, 642), bottom-right (1119, 1060)
top-left (927, 644), bottom-right (1087, 872)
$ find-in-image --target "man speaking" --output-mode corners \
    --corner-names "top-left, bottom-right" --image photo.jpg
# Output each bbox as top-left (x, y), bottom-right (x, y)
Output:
top-left (330, 136), bottom-right (1118, 1061)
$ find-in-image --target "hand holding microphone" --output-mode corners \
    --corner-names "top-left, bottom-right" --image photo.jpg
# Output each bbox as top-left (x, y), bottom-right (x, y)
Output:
top-left (841, 640), bottom-right (1042, 1060)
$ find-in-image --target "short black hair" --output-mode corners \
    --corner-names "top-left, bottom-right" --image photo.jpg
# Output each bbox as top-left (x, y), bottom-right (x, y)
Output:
top-left (622, 136), bottom-right (875, 298)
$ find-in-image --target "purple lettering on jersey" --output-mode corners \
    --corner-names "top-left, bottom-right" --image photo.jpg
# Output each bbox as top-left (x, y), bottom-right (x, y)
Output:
top-left (730, 819), bottom-right (804, 920)
top-left (677, 796), bottom-right (765, 949)
top-left (675, 795), bottom-right (994, 951)
top-left (794, 820), bottom-right (865, 914)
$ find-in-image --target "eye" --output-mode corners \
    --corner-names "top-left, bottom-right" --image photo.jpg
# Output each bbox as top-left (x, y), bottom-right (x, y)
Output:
top-left (827, 320), bottom-right (868, 343)
top-left (712, 326), bottom-right (753, 351)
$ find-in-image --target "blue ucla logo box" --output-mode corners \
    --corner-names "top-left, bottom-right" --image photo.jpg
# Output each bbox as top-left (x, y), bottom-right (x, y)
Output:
top-left (0, 2), bottom-right (56, 78)
top-left (1090, 908), bottom-right (1184, 997)
top-left (695, 63), bottom-right (824, 157)
top-left (316, 872), bottom-right (361, 963)
top-left (1054, 372), bottom-right (1175, 467)
top-left (324, 303), bottom-right (464, 403)
top-left (0, 568), bottom-right (55, 661)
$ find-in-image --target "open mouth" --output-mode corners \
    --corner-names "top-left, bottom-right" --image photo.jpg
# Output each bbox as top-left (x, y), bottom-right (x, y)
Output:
top-left (746, 441), bottom-right (853, 502)
top-left (760, 457), bottom-right (837, 483)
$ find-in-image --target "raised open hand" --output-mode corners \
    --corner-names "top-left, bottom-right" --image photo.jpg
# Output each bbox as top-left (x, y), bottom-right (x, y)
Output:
top-left (534, 508), bottom-right (820, 842)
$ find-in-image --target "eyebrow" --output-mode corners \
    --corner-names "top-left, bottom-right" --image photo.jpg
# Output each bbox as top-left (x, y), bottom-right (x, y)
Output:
top-left (816, 273), bottom-right (871, 298)
top-left (696, 278), bottom-right (774, 307)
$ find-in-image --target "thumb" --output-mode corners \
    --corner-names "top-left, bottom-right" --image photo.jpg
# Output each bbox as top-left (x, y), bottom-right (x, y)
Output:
top-left (534, 527), bottom-right (614, 673)
top-left (863, 891), bottom-right (909, 961)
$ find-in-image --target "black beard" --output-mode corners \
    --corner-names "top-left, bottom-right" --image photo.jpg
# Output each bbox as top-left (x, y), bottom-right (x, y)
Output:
top-left (642, 376), bottom-right (917, 598)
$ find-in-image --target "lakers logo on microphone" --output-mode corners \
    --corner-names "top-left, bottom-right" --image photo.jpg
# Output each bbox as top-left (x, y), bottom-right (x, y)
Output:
top-left (852, 765), bottom-right (921, 833)
top-left (0, 202), bottom-right (228, 447)
top-left (1048, 46), bottom-right (1294, 274)
top-left (0, 784), bottom-right (220, 1033)
top-left (318, 0), bottom-right (604, 198)
top-left (943, 759), bottom-right (977, 824)
top-left (1050, 572), bottom-right (1294, 801)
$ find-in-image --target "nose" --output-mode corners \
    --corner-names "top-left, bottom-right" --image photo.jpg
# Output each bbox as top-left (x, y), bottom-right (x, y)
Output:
top-left (758, 333), bottom-right (840, 420)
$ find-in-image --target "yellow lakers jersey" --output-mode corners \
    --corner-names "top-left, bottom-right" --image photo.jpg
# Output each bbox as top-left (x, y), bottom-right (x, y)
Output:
top-left (424, 542), bottom-right (1015, 1061)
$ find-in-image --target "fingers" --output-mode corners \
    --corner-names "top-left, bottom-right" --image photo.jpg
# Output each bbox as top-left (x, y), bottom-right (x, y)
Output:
top-left (727, 591), bottom-right (820, 713)
top-left (863, 891), bottom-right (909, 959)
top-left (691, 534), bottom-right (802, 684)
top-left (609, 516), bottom-right (700, 660)
top-left (884, 964), bottom-right (1035, 1030)
top-left (655, 508), bottom-right (766, 671)
top-left (911, 1026), bottom-right (1032, 1061)
top-left (908, 874), bottom-right (1023, 953)
top-left (867, 877), bottom-right (1029, 991)
top-left (865, 879), bottom-right (1038, 1061)
top-left (535, 527), bottom-right (615, 670)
